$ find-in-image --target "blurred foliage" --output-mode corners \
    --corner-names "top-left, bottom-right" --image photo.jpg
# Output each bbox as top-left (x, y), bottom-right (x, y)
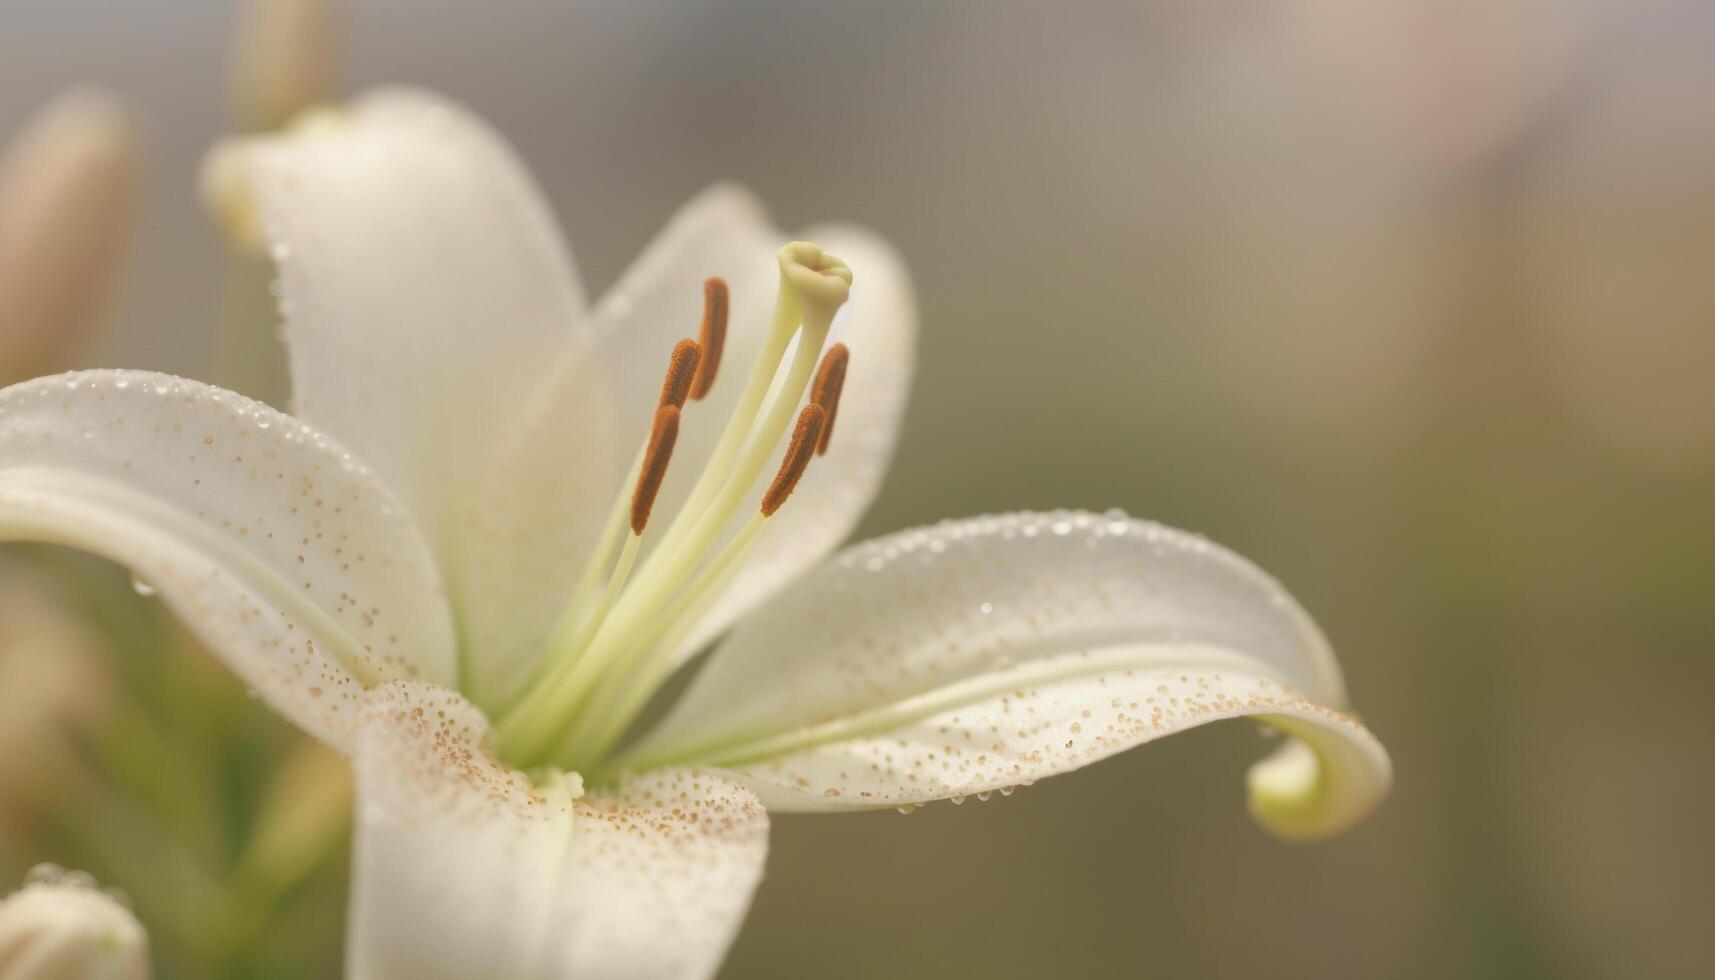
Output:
top-left (0, 550), bottom-right (349, 980)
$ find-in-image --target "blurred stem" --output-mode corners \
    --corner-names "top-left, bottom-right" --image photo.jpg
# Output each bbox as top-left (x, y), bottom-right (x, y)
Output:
top-left (231, 739), bottom-right (352, 910)
top-left (92, 692), bottom-right (226, 860)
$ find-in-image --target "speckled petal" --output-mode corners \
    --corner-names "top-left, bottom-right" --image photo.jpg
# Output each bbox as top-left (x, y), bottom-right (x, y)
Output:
top-left (221, 88), bottom-right (598, 648)
top-left (622, 511), bottom-right (1390, 840)
top-left (561, 187), bottom-right (915, 674)
top-left (0, 370), bottom-right (456, 750)
top-left (349, 683), bottom-right (768, 980)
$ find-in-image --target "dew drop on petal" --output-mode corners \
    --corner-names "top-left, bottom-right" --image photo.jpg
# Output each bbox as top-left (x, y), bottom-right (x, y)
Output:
top-left (129, 573), bottom-right (156, 597)
top-left (24, 863), bottom-right (65, 886)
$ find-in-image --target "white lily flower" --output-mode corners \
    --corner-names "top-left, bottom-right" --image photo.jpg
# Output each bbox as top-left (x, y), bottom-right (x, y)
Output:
top-left (0, 89), bottom-right (1389, 978)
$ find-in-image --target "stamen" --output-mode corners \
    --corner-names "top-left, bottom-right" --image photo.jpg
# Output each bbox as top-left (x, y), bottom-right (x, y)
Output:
top-left (657, 339), bottom-right (702, 409)
top-left (495, 243), bottom-right (854, 771)
top-left (689, 277), bottom-right (728, 400)
top-left (761, 403), bottom-right (826, 517)
top-left (630, 405), bottom-right (681, 534)
top-left (810, 343), bottom-right (849, 455)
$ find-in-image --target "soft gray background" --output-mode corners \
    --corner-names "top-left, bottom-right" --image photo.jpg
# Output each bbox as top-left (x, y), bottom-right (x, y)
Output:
top-left (4, 1), bottom-right (1714, 977)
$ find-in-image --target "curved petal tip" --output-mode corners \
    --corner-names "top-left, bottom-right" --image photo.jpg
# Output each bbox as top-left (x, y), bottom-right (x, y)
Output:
top-left (1246, 721), bottom-right (1392, 842)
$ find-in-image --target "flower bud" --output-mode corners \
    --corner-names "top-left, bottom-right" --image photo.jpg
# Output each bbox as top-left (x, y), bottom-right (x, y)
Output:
top-left (0, 88), bottom-right (138, 386)
top-left (230, 0), bottom-right (336, 131)
top-left (0, 866), bottom-right (149, 980)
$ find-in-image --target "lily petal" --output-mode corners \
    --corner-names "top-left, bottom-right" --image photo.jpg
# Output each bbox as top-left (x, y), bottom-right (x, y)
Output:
top-left (622, 511), bottom-right (1389, 840)
top-left (219, 88), bottom-right (593, 631)
top-left (457, 333), bottom-right (619, 709)
top-left (349, 683), bottom-right (768, 980)
top-left (568, 187), bottom-right (916, 671)
top-left (0, 371), bottom-right (456, 749)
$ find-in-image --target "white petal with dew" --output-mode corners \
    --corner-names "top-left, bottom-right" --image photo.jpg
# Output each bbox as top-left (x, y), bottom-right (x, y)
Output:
top-left (220, 87), bottom-right (591, 620)
top-left (0, 370), bottom-right (455, 750)
top-left (623, 511), bottom-right (1388, 840)
top-left (349, 683), bottom-right (768, 980)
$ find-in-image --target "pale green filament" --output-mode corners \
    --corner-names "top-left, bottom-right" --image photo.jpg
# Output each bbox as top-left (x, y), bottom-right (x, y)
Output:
top-left (555, 514), bottom-right (765, 771)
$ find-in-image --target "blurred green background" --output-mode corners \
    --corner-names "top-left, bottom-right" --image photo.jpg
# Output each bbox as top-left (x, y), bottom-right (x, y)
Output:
top-left (3, 1), bottom-right (1713, 977)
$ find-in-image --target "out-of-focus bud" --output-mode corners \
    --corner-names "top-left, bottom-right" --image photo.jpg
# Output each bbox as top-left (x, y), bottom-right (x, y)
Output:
top-left (198, 141), bottom-right (268, 254)
top-left (230, 0), bottom-right (336, 132)
top-left (0, 88), bottom-right (138, 387)
top-left (200, 106), bottom-right (344, 254)
top-left (0, 579), bottom-right (113, 838)
top-left (0, 865), bottom-right (148, 980)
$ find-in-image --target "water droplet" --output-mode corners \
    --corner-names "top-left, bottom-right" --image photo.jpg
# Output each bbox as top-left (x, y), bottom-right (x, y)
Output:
top-left (978, 602), bottom-right (993, 615)
top-left (976, 792), bottom-right (992, 802)
top-left (24, 863), bottom-right (65, 886)
top-left (129, 574), bottom-right (156, 597)
top-left (998, 786), bottom-right (1015, 797)
top-left (895, 805), bottom-right (917, 815)
top-left (949, 795), bottom-right (966, 806)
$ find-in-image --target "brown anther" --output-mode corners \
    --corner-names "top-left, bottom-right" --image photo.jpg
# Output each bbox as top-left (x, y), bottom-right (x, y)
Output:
top-left (658, 339), bottom-right (703, 409)
top-left (810, 343), bottom-right (849, 455)
top-left (761, 404), bottom-right (826, 517)
top-left (630, 405), bottom-right (681, 534)
top-left (689, 277), bottom-right (728, 401)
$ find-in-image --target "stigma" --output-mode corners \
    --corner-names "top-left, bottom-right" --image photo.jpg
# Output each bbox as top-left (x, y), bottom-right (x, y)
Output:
top-left (496, 242), bottom-right (857, 771)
